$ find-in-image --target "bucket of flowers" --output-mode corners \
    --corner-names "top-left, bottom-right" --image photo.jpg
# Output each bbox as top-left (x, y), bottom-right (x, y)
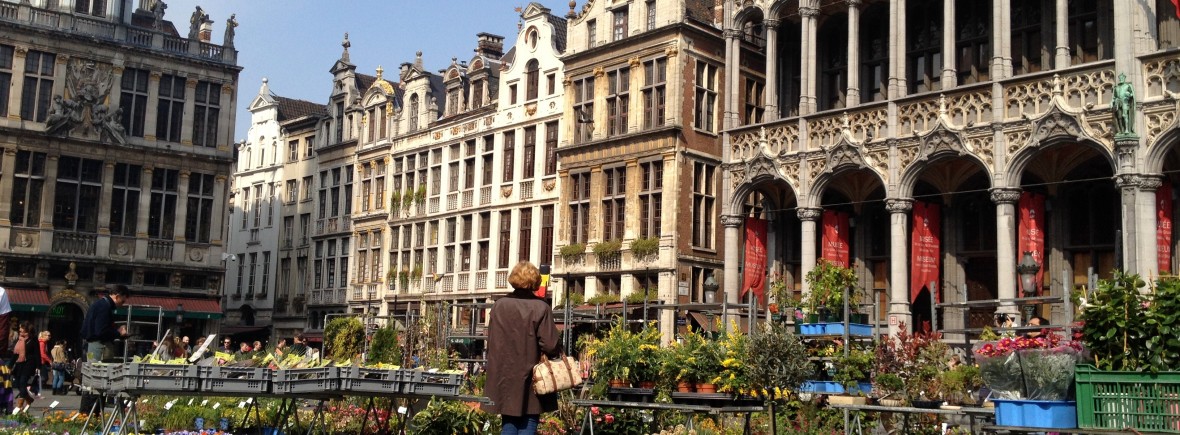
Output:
top-left (974, 327), bottom-right (1086, 429)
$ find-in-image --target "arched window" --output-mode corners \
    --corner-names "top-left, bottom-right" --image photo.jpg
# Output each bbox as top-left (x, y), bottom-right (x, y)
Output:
top-left (526, 60), bottom-right (540, 101)
top-left (409, 94), bottom-right (419, 132)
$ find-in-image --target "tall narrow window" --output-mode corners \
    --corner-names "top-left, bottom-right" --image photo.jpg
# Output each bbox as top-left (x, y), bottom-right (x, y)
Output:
top-left (522, 126), bottom-right (536, 179)
top-left (20, 50), bottom-right (55, 122)
top-left (525, 60), bottom-right (540, 101)
top-left (288, 140), bottom-right (299, 162)
top-left (642, 58), bottom-right (666, 129)
top-left (242, 188), bottom-right (251, 229)
top-left (502, 130), bottom-right (515, 183)
top-left (0, 44), bottom-right (12, 118)
top-left (587, 19), bottom-right (598, 48)
top-left (956, 0), bottom-right (992, 85)
top-left (119, 68), bottom-right (150, 138)
top-left (253, 184), bottom-right (263, 227)
top-left (148, 168), bottom-right (179, 240)
top-left (613, 7), bottom-right (629, 41)
top-left (53, 156), bottom-right (103, 233)
top-left (744, 79), bottom-right (764, 124)
top-left (519, 208), bottom-right (533, 261)
top-left (692, 161), bottom-right (716, 249)
top-left (860, 4), bottom-right (889, 103)
top-left (573, 76), bottom-right (595, 143)
top-left (498, 211), bottom-right (512, 268)
top-left (110, 163), bottom-right (142, 237)
top-left (247, 253), bottom-right (258, 296)
top-left (601, 167), bottom-right (626, 241)
top-left (193, 81), bottom-right (221, 147)
top-left (907, 0), bottom-right (943, 93)
top-left (156, 75), bottom-right (186, 142)
top-left (639, 160), bottom-right (663, 238)
top-left (261, 251), bottom-right (271, 296)
top-left (408, 95), bottom-right (419, 132)
top-left (569, 172), bottom-right (591, 244)
top-left (544, 121), bottom-right (558, 175)
top-left (540, 206), bottom-right (554, 266)
top-left (186, 173), bottom-right (215, 243)
top-left (818, 15), bottom-right (848, 110)
top-left (607, 68), bottom-right (629, 136)
top-left (471, 78), bottom-right (484, 108)
top-left (1011, 1), bottom-right (1045, 75)
top-left (694, 62), bottom-right (717, 132)
top-left (646, 0), bottom-right (656, 31)
top-left (1068, 0), bottom-right (1110, 64)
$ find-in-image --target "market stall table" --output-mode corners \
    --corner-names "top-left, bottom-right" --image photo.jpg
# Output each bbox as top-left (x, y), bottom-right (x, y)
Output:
top-left (829, 403), bottom-right (993, 434)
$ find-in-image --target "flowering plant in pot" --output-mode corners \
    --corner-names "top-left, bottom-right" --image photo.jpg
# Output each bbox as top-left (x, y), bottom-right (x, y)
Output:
top-left (875, 323), bottom-right (949, 405)
top-left (712, 323), bottom-right (751, 396)
top-left (584, 322), bottom-right (639, 387)
top-left (973, 331), bottom-right (1085, 400)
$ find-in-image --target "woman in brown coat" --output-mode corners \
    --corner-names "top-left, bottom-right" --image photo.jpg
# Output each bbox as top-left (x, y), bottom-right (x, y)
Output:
top-left (481, 261), bottom-right (561, 435)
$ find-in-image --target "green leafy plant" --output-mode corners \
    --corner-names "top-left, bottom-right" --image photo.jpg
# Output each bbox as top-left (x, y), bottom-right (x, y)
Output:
top-left (560, 243), bottom-right (585, 263)
top-left (558, 291), bottom-right (585, 308)
top-left (390, 190), bottom-right (401, 211)
top-left (593, 239), bottom-right (622, 260)
top-left (804, 259), bottom-right (859, 318)
top-left (833, 345), bottom-right (874, 394)
top-left (411, 264), bottom-right (423, 280)
top-left (415, 184), bottom-right (427, 202)
top-left (368, 325), bottom-right (402, 366)
top-left (402, 189), bottom-right (415, 207)
top-left (325, 317), bottom-right (366, 362)
top-left (937, 364), bottom-right (983, 405)
top-left (623, 287), bottom-right (657, 304)
top-left (1146, 276), bottom-right (1180, 370)
top-left (713, 324), bottom-right (751, 395)
top-left (410, 397), bottom-right (499, 434)
top-left (747, 322), bottom-right (811, 400)
top-left (586, 293), bottom-right (621, 305)
top-left (874, 373), bottom-right (905, 400)
top-left (586, 321), bottom-right (641, 384)
top-left (629, 236), bottom-right (660, 260)
top-left (1080, 271), bottom-right (1150, 371)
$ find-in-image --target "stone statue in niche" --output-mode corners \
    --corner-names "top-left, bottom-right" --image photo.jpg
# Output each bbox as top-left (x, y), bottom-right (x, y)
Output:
top-left (1112, 72), bottom-right (1137, 138)
top-left (224, 14), bottom-right (238, 48)
top-left (47, 58), bottom-right (127, 145)
top-left (45, 95), bottom-right (81, 137)
top-left (188, 6), bottom-right (207, 41)
top-left (152, 0), bottom-right (167, 31)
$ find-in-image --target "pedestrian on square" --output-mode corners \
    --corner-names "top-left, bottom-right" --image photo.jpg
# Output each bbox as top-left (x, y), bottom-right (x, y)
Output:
top-left (37, 331), bottom-right (51, 395)
top-left (50, 340), bottom-right (67, 395)
top-left (481, 261), bottom-right (561, 435)
top-left (13, 322), bottom-right (42, 410)
top-left (80, 285), bottom-right (131, 362)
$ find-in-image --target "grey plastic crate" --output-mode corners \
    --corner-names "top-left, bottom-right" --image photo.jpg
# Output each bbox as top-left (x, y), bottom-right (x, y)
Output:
top-left (199, 366), bottom-right (272, 394)
top-left (339, 366), bottom-right (402, 394)
top-left (81, 363), bottom-right (117, 391)
top-left (400, 370), bottom-right (463, 386)
top-left (402, 381), bottom-right (461, 396)
top-left (114, 363), bottom-right (199, 392)
top-left (272, 367), bottom-right (339, 394)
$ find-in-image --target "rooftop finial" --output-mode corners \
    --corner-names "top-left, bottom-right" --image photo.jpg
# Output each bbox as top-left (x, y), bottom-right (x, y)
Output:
top-left (376, 65), bottom-right (384, 79)
top-left (341, 33), bottom-right (351, 62)
top-left (414, 51), bottom-right (424, 70)
top-left (259, 77), bottom-right (269, 95)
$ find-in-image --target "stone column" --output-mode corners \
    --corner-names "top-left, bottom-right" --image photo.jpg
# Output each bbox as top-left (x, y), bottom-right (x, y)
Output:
top-left (1115, 173), bottom-right (1142, 274)
top-left (0, 149), bottom-right (16, 225)
top-left (797, 207), bottom-right (822, 295)
top-left (135, 166), bottom-right (155, 260)
top-left (889, 0), bottom-right (907, 99)
top-left (173, 170), bottom-right (191, 262)
top-left (37, 155), bottom-right (59, 252)
top-left (5, 47), bottom-right (26, 120)
top-left (846, 0), bottom-right (862, 106)
top-left (144, 72), bottom-right (162, 141)
top-left (96, 161), bottom-right (116, 256)
top-left (722, 214), bottom-right (743, 305)
top-left (218, 84), bottom-right (235, 151)
top-left (886, 198), bottom-right (913, 336)
top-left (800, 6), bottom-right (819, 115)
top-left (108, 66), bottom-right (125, 113)
top-left (942, 0), bottom-right (957, 85)
top-left (1136, 175), bottom-right (1163, 287)
top-left (723, 29), bottom-right (741, 130)
top-left (990, 188), bottom-right (1021, 316)
top-left (764, 19), bottom-right (780, 121)
top-left (993, 0), bottom-right (1012, 78)
top-left (180, 78), bottom-right (198, 146)
top-left (1054, 0), bottom-right (1070, 68)
top-left (211, 175), bottom-right (228, 246)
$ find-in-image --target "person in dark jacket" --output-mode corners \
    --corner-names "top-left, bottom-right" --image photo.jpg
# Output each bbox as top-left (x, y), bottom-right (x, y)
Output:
top-left (79, 285), bottom-right (130, 363)
top-left (481, 261), bottom-right (561, 435)
top-left (12, 321), bottom-right (42, 410)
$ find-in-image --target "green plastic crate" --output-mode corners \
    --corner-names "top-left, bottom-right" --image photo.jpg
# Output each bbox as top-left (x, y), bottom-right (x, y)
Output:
top-left (1075, 364), bottom-right (1180, 433)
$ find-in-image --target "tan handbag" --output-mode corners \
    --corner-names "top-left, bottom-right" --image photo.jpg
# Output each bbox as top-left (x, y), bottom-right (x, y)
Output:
top-left (531, 354), bottom-right (583, 395)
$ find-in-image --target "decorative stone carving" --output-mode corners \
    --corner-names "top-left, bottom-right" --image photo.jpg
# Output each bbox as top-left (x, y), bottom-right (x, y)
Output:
top-left (885, 198), bottom-right (914, 213)
top-left (171, 272), bottom-right (183, 288)
top-left (114, 241), bottom-right (130, 256)
top-left (917, 125), bottom-right (968, 163)
top-left (133, 269), bottom-right (144, 286)
top-left (501, 185), bottom-right (513, 197)
top-left (188, 247), bottom-right (206, 262)
top-left (46, 58), bottom-right (126, 145)
top-left (1025, 107), bottom-right (1088, 152)
top-left (744, 152), bottom-right (781, 184)
top-left (720, 215), bottom-right (744, 227)
top-left (797, 208), bottom-right (822, 221)
top-left (823, 141), bottom-right (867, 174)
top-left (989, 188), bottom-right (1022, 204)
top-left (93, 267), bottom-right (106, 285)
top-left (543, 179), bottom-right (556, 191)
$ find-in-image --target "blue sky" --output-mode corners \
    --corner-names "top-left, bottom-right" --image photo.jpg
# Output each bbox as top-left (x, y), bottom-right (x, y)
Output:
top-left (162, 0), bottom-right (572, 142)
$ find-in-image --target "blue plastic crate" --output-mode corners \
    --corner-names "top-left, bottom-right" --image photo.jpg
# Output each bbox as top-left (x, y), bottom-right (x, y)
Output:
top-left (993, 399), bottom-right (1077, 429)
top-left (822, 323), bottom-right (873, 337)
top-left (799, 381), bottom-right (873, 394)
top-left (798, 324), bottom-right (827, 335)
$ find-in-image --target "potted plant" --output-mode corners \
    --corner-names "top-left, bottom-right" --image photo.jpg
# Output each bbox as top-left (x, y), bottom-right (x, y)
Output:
top-left (833, 346), bottom-right (874, 398)
top-left (410, 264), bottom-right (423, 280)
top-left (585, 293), bottom-right (621, 305)
top-left (875, 323), bottom-right (949, 407)
top-left (662, 338), bottom-right (696, 392)
top-left (623, 287), bottom-right (656, 304)
top-left (629, 236), bottom-right (659, 261)
top-left (559, 243), bottom-right (585, 264)
top-left (390, 190), bottom-right (401, 212)
top-left (713, 325), bottom-right (751, 396)
top-left (803, 259), bottom-right (858, 322)
top-left (746, 322), bottom-right (811, 401)
top-left (631, 326), bottom-right (662, 390)
top-left (415, 185), bottom-right (427, 202)
top-left (937, 364), bottom-right (983, 406)
top-left (587, 322), bottom-right (639, 389)
top-left (403, 189), bottom-right (415, 207)
top-left (873, 373), bottom-right (906, 406)
top-left (694, 335), bottom-right (724, 393)
top-left (767, 275), bottom-right (790, 320)
top-left (593, 239), bottom-right (622, 260)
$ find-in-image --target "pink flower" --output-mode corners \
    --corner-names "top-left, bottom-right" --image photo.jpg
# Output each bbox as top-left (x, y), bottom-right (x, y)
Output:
top-left (590, 406), bottom-right (600, 416)
top-left (604, 414), bottom-right (615, 424)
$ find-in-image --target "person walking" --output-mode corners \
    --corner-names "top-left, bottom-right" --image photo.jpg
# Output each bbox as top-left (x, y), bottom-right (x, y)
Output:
top-left (50, 340), bottom-right (67, 395)
top-left (80, 285), bottom-right (131, 363)
top-left (12, 322), bottom-right (42, 410)
top-left (481, 261), bottom-right (562, 435)
top-left (36, 331), bottom-right (51, 395)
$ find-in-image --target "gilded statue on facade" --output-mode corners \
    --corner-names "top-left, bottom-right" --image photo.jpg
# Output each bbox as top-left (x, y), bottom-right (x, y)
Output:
top-left (1112, 73), bottom-right (1136, 138)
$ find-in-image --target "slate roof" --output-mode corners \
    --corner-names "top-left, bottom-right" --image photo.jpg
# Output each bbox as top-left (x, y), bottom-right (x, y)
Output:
top-left (356, 73), bottom-right (377, 93)
top-left (546, 13), bottom-right (568, 53)
top-left (274, 96), bottom-right (327, 122)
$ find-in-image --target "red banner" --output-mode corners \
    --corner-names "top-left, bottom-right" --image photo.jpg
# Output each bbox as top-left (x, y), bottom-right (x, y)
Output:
top-left (1018, 192), bottom-right (1046, 294)
top-left (821, 210), bottom-right (851, 268)
top-left (1159, 182), bottom-right (1173, 274)
top-left (741, 217), bottom-right (768, 304)
top-left (910, 202), bottom-right (941, 303)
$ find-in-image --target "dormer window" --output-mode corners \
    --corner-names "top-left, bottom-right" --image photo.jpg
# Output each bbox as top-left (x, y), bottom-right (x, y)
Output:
top-left (408, 94), bottom-right (419, 132)
top-left (525, 60), bottom-right (539, 101)
top-left (75, 0), bottom-right (106, 17)
top-left (471, 78), bottom-right (485, 108)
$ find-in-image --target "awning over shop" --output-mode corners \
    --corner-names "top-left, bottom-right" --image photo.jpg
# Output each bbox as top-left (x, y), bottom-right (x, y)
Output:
top-left (114, 296), bottom-right (223, 319)
top-left (7, 288), bottom-right (50, 313)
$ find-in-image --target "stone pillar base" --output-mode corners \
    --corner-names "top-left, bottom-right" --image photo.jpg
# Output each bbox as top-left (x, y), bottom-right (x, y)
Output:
top-left (887, 303), bottom-right (912, 337)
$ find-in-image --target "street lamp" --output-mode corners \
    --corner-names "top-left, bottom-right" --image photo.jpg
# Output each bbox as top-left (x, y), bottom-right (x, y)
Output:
top-left (175, 303), bottom-right (185, 335)
top-left (1015, 251), bottom-right (1040, 322)
top-left (703, 272), bottom-right (719, 304)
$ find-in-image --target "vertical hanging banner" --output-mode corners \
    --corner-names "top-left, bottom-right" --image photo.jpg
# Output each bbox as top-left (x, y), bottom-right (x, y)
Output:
top-left (821, 210), bottom-right (851, 268)
top-left (1018, 192), bottom-right (1046, 293)
top-left (741, 217), bottom-right (768, 304)
top-left (910, 202), bottom-right (942, 303)
top-left (1158, 182), bottom-right (1173, 274)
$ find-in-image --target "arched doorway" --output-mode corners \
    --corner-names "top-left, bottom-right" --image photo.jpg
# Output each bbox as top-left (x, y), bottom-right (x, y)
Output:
top-left (48, 302), bottom-right (85, 359)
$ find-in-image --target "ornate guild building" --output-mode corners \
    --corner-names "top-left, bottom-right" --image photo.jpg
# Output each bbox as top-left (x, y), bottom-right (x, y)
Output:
top-left (0, 0), bottom-right (241, 345)
top-left (719, 0), bottom-right (1180, 335)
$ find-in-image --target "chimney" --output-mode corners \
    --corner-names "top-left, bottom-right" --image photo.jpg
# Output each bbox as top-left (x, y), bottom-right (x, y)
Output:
top-left (199, 19), bottom-right (213, 42)
top-left (475, 33), bottom-right (505, 58)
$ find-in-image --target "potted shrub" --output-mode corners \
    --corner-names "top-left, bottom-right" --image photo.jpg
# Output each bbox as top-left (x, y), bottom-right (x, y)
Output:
top-left (585, 293), bottom-right (621, 305)
top-left (586, 323), bottom-right (638, 388)
top-left (873, 373), bottom-right (906, 406)
top-left (631, 326), bottom-right (662, 389)
top-left (629, 236), bottom-right (660, 261)
top-left (593, 239), bottom-right (622, 260)
top-left (415, 185), bottom-right (427, 202)
top-left (876, 323), bottom-right (949, 406)
top-left (937, 364), bottom-right (983, 406)
top-left (833, 346), bottom-right (874, 398)
top-left (713, 325), bottom-right (751, 396)
top-left (803, 259), bottom-right (858, 322)
top-left (559, 243), bottom-right (585, 264)
top-left (623, 287), bottom-right (657, 304)
top-left (662, 338), bottom-right (696, 392)
top-left (747, 322), bottom-right (811, 401)
top-left (694, 336), bottom-right (725, 393)
top-left (403, 189), bottom-right (415, 207)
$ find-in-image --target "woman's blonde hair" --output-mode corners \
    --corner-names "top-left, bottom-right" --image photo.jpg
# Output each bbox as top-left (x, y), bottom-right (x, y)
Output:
top-left (39, 331), bottom-right (50, 340)
top-left (507, 261), bottom-right (541, 291)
